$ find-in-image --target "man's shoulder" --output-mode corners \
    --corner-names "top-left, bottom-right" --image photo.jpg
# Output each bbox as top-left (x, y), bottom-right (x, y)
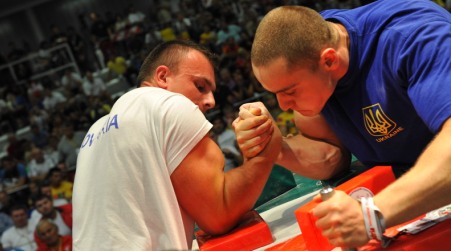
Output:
top-left (124, 87), bottom-right (192, 107)
top-left (58, 203), bottom-right (73, 211)
top-left (1, 226), bottom-right (14, 238)
top-left (57, 203), bottom-right (73, 216)
top-left (61, 180), bottom-right (74, 188)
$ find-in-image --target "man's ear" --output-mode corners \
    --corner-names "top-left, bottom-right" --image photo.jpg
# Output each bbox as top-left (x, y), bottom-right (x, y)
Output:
top-left (155, 65), bottom-right (170, 89)
top-left (319, 48), bottom-right (338, 71)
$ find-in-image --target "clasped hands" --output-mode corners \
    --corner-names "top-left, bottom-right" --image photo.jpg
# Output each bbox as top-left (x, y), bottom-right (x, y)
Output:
top-left (233, 102), bottom-right (371, 248)
top-left (232, 102), bottom-right (275, 159)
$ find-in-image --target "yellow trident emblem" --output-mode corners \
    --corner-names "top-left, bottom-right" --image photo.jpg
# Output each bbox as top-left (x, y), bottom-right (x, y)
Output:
top-left (362, 103), bottom-right (396, 136)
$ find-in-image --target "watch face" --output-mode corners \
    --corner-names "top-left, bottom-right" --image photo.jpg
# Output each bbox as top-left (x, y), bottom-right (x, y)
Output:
top-left (349, 187), bottom-right (374, 200)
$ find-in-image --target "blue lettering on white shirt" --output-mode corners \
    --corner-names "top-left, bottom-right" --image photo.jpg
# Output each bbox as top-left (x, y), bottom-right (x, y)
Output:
top-left (81, 114), bottom-right (119, 149)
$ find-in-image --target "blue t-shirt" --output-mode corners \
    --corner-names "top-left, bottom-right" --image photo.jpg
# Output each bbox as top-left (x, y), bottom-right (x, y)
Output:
top-left (320, 0), bottom-right (451, 170)
top-left (0, 163), bottom-right (28, 184)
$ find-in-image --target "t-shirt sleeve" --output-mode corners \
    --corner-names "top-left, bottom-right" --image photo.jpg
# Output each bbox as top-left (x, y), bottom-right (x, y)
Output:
top-left (17, 163), bottom-right (28, 177)
top-left (159, 94), bottom-right (213, 173)
top-left (401, 20), bottom-right (451, 133)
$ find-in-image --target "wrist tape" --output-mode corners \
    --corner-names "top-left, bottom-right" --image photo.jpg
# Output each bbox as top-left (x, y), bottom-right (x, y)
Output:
top-left (361, 196), bottom-right (386, 241)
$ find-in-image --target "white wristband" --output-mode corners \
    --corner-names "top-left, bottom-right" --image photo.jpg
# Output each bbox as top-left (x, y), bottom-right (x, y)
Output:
top-left (361, 197), bottom-right (386, 241)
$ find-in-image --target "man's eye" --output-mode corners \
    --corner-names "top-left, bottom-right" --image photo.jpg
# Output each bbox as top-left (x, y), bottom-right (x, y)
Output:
top-left (284, 89), bottom-right (295, 95)
top-left (196, 83), bottom-right (206, 92)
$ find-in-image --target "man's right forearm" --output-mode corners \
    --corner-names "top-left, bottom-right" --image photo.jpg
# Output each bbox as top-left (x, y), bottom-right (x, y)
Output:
top-left (276, 134), bottom-right (351, 180)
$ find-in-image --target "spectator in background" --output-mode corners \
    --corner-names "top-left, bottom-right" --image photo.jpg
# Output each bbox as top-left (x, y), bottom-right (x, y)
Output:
top-left (5, 87), bottom-right (30, 122)
top-left (28, 107), bottom-right (49, 133)
top-left (220, 103), bottom-right (238, 128)
top-left (81, 70), bottom-right (107, 97)
top-left (0, 204), bottom-right (37, 251)
top-left (43, 135), bottom-right (60, 165)
top-left (35, 40), bottom-right (52, 72)
top-left (215, 20), bottom-right (242, 46)
top-left (0, 192), bottom-right (13, 237)
top-left (106, 52), bottom-right (137, 86)
top-left (173, 12), bottom-right (193, 40)
top-left (240, 4), bottom-right (259, 38)
top-left (46, 167), bottom-right (73, 202)
top-left (0, 156), bottom-right (28, 193)
top-left (49, 24), bottom-right (70, 67)
top-left (41, 88), bottom-right (66, 112)
top-left (4, 134), bottom-right (28, 162)
top-left (112, 13), bottom-right (127, 36)
top-left (88, 11), bottom-right (110, 45)
top-left (26, 80), bottom-right (44, 106)
top-left (220, 37), bottom-right (241, 62)
top-left (57, 122), bottom-right (85, 169)
top-left (35, 219), bottom-right (72, 251)
top-left (214, 68), bottom-right (235, 109)
top-left (0, 210), bottom-right (13, 238)
top-left (109, 13), bottom-right (129, 57)
top-left (84, 96), bottom-right (112, 124)
top-left (199, 24), bottom-right (217, 51)
top-left (49, 25), bottom-right (68, 46)
top-left (89, 11), bottom-right (115, 67)
top-left (30, 124), bottom-right (49, 149)
top-left (66, 26), bottom-right (90, 73)
top-left (229, 68), bottom-right (253, 102)
top-left (156, 3), bottom-right (173, 26)
top-left (39, 180), bottom-right (69, 207)
top-left (0, 191), bottom-right (13, 216)
top-left (126, 4), bottom-right (146, 26)
top-left (106, 52), bottom-right (127, 77)
top-left (124, 4), bottom-right (146, 58)
top-left (27, 147), bottom-right (56, 182)
top-left (29, 194), bottom-right (72, 250)
top-left (276, 109), bottom-right (298, 137)
top-left (60, 69), bottom-right (83, 95)
top-left (27, 180), bottom-right (41, 208)
top-left (21, 140), bottom-right (35, 166)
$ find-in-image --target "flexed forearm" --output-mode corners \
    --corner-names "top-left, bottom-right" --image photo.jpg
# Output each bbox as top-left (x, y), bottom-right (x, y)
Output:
top-left (277, 133), bottom-right (351, 180)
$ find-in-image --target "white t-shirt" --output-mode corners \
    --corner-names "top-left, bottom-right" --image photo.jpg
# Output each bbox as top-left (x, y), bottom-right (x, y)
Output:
top-left (82, 77), bottom-right (106, 96)
top-left (0, 224), bottom-right (37, 251)
top-left (28, 210), bottom-right (71, 239)
top-left (42, 91), bottom-right (66, 110)
top-left (61, 72), bottom-right (82, 88)
top-left (27, 156), bottom-right (56, 178)
top-left (73, 87), bottom-right (212, 250)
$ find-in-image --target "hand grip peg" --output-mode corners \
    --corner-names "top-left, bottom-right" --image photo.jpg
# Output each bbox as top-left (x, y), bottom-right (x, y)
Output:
top-left (319, 185), bottom-right (335, 201)
top-left (319, 186), bottom-right (357, 251)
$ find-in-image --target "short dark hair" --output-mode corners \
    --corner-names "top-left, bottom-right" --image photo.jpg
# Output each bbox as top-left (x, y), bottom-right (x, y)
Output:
top-left (136, 40), bottom-right (217, 87)
top-left (32, 193), bottom-right (52, 207)
top-left (9, 204), bottom-right (29, 215)
top-left (47, 167), bottom-right (62, 176)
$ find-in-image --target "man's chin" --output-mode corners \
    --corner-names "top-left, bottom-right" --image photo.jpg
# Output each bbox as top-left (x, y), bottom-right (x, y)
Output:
top-left (297, 110), bottom-right (318, 117)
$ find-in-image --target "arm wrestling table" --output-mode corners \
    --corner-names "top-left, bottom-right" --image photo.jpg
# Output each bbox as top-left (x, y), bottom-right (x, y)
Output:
top-left (192, 166), bottom-right (451, 251)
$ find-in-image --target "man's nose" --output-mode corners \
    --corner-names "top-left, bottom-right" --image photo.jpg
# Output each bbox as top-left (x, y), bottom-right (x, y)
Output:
top-left (202, 92), bottom-right (216, 112)
top-left (276, 94), bottom-right (291, 111)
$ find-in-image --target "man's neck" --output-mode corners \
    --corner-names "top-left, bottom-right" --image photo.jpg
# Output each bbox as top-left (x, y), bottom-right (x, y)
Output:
top-left (45, 209), bottom-right (58, 220)
top-left (329, 22), bottom-right (351, 81)
top-left (48, 236), bottom-right (62, 248)
top-left (330, 22), bottom-right (350, 49)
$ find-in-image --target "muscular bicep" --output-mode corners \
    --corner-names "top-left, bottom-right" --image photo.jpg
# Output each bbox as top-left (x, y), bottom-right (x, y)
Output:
top-left (170, 135), bottom-right (228, 233)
